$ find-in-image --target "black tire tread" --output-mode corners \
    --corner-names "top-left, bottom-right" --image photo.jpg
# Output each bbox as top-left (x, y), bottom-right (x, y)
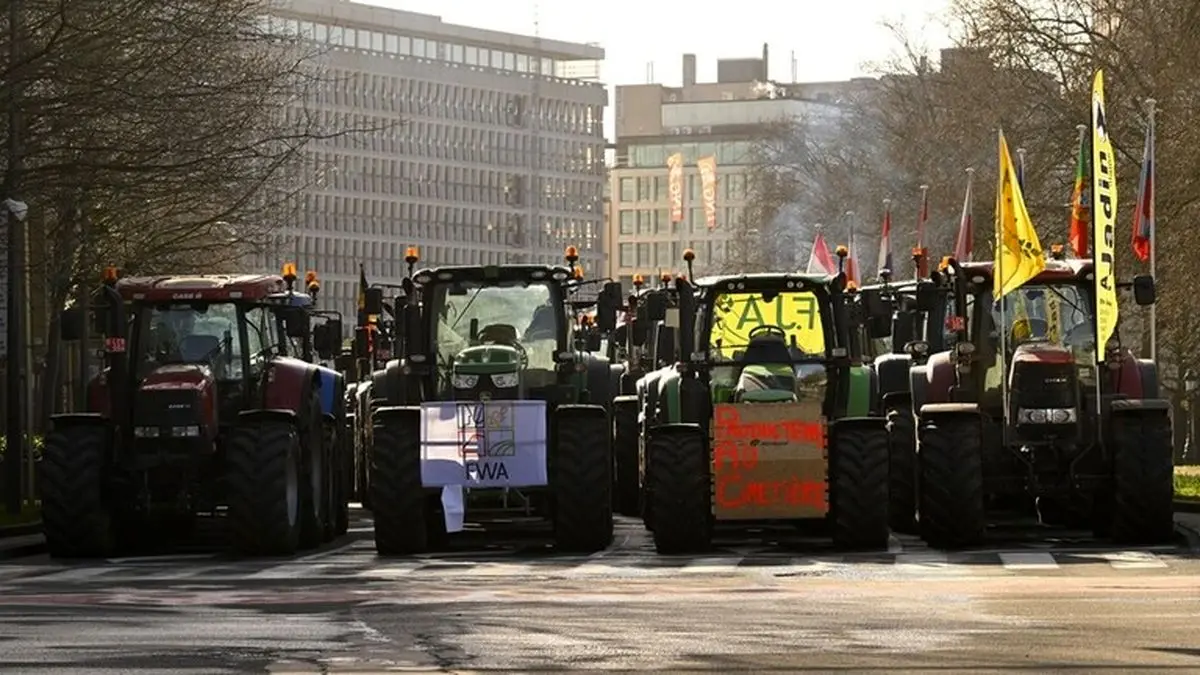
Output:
top-left (554, 412), bottom-right (614, 553)
top-left (39, 425), bottom-right (114, 558)
top-left (298, 392), bottom-right (325, 549)
top-left (227, 421), bottom-right (301, 556)
top-left (613, 400), bottom-right (640, 517)
top-left (371, 416), bottom-right (428, 555)
top-left (1110, 412), bottom-right (1174, 545)
top-left (886, 407), bottom-right (918, 534)
top-left (918, 415), bottom-right (986, 549)
top-left (830, 425), bottom-right (890, 550)
top-left (647, 428), bottom-right (711, 554)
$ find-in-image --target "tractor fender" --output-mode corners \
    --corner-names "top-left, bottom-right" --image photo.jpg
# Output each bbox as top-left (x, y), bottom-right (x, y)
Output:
top-left (48, 412), bottom-right (110, 430)
top-left (638, 369), bottom-right (666, 425)
top-left (312, 364), bottom-right (345, 420)
top-left (263, 356), bottom-right (321, 416)
top-left (874, 353), bottom-right (913, 399)
top-left (608, 363), bottom-right (626, 401)
top-left (556, 403), bottom-right (608, 422)
top-left (918, 402), bottom-right (980, 418)
top-left (846, 365), bottom-right (876, 417)
top-left (1110, 398), bottom-right (1171, 414)
top-left (371, 405), bottom-right (421, 428)
top-left (582, 354), bottom-right (613, 409)
top-left (831, 415), bottom-right (887, 434)
top-left (1135, 358), bottom-right (1160, 400)
top-left (653, 367), bottom-right (684, 426)
top-left (922, 351), bottom-right (956, 405)
top-left (237, 408), bottom-right (300, 425)
top-left (909, 364), bottom-right (930, 412)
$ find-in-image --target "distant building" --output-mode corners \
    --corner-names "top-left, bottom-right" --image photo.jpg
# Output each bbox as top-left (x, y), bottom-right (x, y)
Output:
top-left (606, 46), bottom-right (875, 289)
top-left (261, 0), bottom-right (608, 327)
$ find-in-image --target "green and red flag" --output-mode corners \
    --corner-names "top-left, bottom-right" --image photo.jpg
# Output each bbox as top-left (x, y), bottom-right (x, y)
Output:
top-left (1068, 126), bottom-right (1090, 257)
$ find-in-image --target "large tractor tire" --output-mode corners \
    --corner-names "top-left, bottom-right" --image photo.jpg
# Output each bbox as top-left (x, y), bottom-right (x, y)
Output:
top-left (323, 419), bottom-right (350, 539)
top-left (371, 410), bottom-right (429, 555)
top-left (227, 419), bottom-right (302, 556)
top-left (298, 390), bottom-right (326, 549)
top-left (612, 396), bottom-right (640, 517)
top-left (647, 427), bottom-right (711, 554)
top-left (829, 424), bottom-right (890, 550)
top-left (39, 423), bottom-right (115, 558)
top-left (1109, 411), bottom-right (1175, 544)
top-left (918, 414), bottom-right (986, 549)
top-left (553, 409), bottom-right (613, 553)
top-left (886, 405), bottom-right (918, 534)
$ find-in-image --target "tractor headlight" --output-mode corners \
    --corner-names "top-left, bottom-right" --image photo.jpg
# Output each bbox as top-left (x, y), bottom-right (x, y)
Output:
top-left (491, 372), bottom-right (519, 388)
top-left (452, 373), bottom-right (479, 389)
top-left (1017, 408), bottom-right (1076, 424)
top-left (134, 426), bottom-right (159, 438)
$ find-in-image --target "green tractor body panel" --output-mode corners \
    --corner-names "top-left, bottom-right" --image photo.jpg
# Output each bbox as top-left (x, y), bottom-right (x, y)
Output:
top-left (846, 365), bottom-right (872, 417)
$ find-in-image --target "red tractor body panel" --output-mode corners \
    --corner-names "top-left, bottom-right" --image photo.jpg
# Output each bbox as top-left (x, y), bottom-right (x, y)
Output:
top-left (1011, 342), bottom-right (1075, 366)
top-left (139, 364), bottom-right (218, 432)
top-left (116, 275), bottom-right (288, 303)
top-left (263, 356), bottom-right (314, 414)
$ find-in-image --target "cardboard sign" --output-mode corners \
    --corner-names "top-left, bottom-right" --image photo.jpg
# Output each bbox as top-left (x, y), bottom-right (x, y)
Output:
top-left (419, 401), bottom-right (548, 489)
top-left (710, 401), bottom-right (828, 520)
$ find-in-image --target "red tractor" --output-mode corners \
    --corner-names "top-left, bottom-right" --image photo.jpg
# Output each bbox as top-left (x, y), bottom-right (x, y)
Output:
top-left (910, 255), bottom-right (1168, 548)
top-left (41, 266), bottom-right (344, 558)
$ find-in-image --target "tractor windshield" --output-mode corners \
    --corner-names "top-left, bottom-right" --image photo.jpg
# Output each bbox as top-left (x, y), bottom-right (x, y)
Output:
top-left (136, 302), bottom-right (244, 380)
top-left (431, 280), bottom-right (562, 374)
top-left (988, 284), bottom-right (1093, 354)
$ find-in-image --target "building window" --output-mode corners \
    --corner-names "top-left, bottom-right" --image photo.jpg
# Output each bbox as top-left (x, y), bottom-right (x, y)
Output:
top-left (636, 243), bottom-right (650, 267)
top-left (655, 209), bottom-right (670, 234)
top-left (637, 177), bottom-right (652, 201)
top-left (637, 210), bottom-right (652, 235)
top-left (619, 243), bottom-right (634, 267)
top-left (619, 178), bottom-right (635, 202)
top-left (619, 211), bottom-right (634, 235)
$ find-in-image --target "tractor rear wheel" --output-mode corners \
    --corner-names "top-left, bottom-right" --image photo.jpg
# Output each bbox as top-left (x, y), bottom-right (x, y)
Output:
top-left (226, 420), bottom-right (301, 556)
top-left (612, 396), bottom-right (640, 517)
top-left (322, 419), bottom-right (349, 539)
top-left (918, 414), bottom-right (986, 549)
top-left (298, 391), bottom-right (326, 549)
top-left (553, 410), bottom-right (613, 553)
top-left (830, 424), bottom-right (890, 550)
top-left (371, 410), bottom-right (428, 555)
top-left (40, 423), bottom-right (115, 558)
top-left (886, 405), bottom-right (918, 534)
top-left (647, 427), bottom-right (711, 554)
top-left (1110, 411), bottom-right (1175, 544)
top-left (333, 419), bottom-right (351, 536)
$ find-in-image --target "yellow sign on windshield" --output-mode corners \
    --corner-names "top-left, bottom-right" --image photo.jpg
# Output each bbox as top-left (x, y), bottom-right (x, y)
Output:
top-left (710, 292), bottom-right (825, 358)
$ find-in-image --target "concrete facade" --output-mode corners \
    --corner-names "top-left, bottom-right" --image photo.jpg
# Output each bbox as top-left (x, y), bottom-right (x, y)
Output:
top-left (262, 0), bottom-right (607, 326)
top-left (606, 49), bottom-right (875, 289)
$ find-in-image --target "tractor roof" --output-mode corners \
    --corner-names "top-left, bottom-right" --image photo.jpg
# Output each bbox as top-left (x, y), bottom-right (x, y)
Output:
top-left (958, 258), bottom-right (1093, 283)
top-left (413, 264), bottom-right (574, 286)
top-left (696, 271), bottom-right (837, 288)
top-left (116, 274), bottom-right (288, 302)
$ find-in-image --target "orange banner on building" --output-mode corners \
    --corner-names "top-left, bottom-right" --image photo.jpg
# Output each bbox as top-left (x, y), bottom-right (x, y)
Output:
top-left (697, 156), bottom-right (718, 230)
top-left (667, 152), bottom-right (684, 222)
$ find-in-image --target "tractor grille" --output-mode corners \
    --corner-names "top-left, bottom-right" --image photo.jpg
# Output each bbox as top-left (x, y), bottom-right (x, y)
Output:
top-left (455, 384), bottom-right (519, 402)
top-left (1012, 362), bottom-right (1077, 409)
top-left (134, 389), bottom-right (203, 428)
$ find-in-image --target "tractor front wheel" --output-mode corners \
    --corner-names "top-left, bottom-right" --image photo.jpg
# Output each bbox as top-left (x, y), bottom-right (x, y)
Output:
top-left (553, 409), bottom-right (613, 553)
top-left (886, 405), bottom-right (918, 534)
top-left (1109, 411), bottom-right (1175, 544)
top-left (612, 396), bottom-right (640, 517)
top-left (40, 423), bottom-right (115, 558)
top-left (647, 427), bottom-right (711, 554)
top-left (371, 410), bottom-right (428, 555)
top-left (830, 424), bottom-right (890, 550)
top-left (226, 420), bottom-right (302, 556)
top-left (918, 414), bottom-right (986, 549)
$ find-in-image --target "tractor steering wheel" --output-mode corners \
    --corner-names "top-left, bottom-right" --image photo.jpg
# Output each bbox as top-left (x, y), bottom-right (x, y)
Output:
top-left (748, 325), bottom-right (788, 341)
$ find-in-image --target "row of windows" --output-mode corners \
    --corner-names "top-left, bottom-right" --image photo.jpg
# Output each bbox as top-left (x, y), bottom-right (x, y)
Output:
top-left (625, 142), bottom-right (755, 170)
top-left (266, 15), bottom-right (588, 87)
top-left (616, 240), bottom-right (728, 270)
top-left (617, 173), bottom-right (749, 204)
top-left (616, 207), bottom-right (745, 236)
top-left (314, 68), bottom-right (603, 137)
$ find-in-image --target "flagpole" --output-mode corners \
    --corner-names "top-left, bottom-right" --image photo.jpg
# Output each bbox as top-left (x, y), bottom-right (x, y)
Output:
top-left (1017, 148), bottom-right (1027, 192)
top-left (1144, 98), bottom-right (1157, 361)
top-left (997, 131), bottom-right (1009, 430)
top-left (965, 167), bottom-right (974, 260)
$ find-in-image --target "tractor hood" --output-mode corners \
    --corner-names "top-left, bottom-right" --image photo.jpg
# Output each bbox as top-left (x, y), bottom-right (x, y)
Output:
top-left (140, 364), bottom-right (215, 392)
top-left (1011, 341), bottom-right (1076, 366)
top-left (453, 344), bottom-right (523, 375)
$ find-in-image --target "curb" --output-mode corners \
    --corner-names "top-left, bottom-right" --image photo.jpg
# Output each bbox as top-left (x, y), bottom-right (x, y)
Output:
top-left (0, 521), bottom-right (42, 538)
top-left (0, 537), bottom-right (45, 560)
top-left (1173, 499), bottom-right (1200, 514)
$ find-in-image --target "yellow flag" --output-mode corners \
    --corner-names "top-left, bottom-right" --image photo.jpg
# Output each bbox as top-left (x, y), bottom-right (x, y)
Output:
top-left (1090, 70), bottom-right (1119, 360)
top-left (993, 130), bottom-right (1046, 298)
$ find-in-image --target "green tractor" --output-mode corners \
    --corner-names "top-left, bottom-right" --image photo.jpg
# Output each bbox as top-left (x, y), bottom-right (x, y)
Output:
top-left (639, 253), bottom-right (891, 553)
top-left (367, 247), bottom-right (625, 554)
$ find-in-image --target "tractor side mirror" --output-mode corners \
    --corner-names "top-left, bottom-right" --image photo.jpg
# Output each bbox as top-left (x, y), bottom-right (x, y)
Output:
top-left (597, 281), bottom-right (621, 332)
top-left (282, 307), bottom-right (308, 338)
top-left (914, 280), bottom-right (938, 312)
top-left (313, 320), bottom-right (342, 360)
top-left (364, 287), bottom-right (385, 316)
top-left (1133, 274), bottom-right (1156, 306)
top-left (60, 307), bottom-right (83, 341)
top-left (644, 291), bottom-right (667, 322)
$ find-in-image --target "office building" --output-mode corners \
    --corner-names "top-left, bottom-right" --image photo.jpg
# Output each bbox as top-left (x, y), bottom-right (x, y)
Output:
top-left (606, 48), bottom-right (874, 288)
top-left (262, 0), bottom-right (607, 324)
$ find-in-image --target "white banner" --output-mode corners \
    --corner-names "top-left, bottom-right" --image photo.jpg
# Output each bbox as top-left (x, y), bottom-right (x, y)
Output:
top-left (419, 400), bottom-right (548, 488)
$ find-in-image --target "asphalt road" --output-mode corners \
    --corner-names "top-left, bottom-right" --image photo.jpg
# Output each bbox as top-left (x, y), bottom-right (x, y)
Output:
top-left (1, 509), bottom-right (1199, 673)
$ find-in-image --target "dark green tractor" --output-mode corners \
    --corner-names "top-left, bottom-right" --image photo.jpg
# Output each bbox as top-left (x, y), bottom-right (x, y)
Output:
top-left (367, 247), bottom-right (624, 555)
top-left (639, 261), bottom-right (890, 554)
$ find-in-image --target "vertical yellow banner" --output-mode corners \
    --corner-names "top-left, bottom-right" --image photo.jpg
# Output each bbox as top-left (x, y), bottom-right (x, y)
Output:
top-left (667, 152), bottom-right (684, 222)
top-left (697, 156), bottom-right (718, 230)
top-left (1090, 70), bottom-right (1118, 360)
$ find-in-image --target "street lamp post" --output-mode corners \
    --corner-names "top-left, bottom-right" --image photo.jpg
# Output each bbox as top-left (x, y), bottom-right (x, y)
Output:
top-left (4, 0), bottom-right (27, 516)
top-left (1185, 368), bottom-right (1199, 463)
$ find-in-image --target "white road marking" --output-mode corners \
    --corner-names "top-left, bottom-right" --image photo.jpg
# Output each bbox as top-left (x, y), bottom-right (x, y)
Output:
top-left (678, 557), bottom-right (743, 574)
top-left (25, 567), bottom-right (115, 583)
top-left (999, 552), bottom-right (1059, 571)
top-left (246, 563), bottom-right (339, 579)
top-left (107, 553), bottom-right (213, 564)
top-left (354, 562), bottom-right (424, 579)
top-left (294, 541), bottom-right (362, 563)
top-left (1097, 550), bottom-right (1169, 569)
top-left (893, 552), bottom-right (959, 574)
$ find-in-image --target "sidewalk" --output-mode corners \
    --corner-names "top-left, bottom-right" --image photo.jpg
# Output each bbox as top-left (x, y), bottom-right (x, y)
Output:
top-left (0, 522), bottom-right (45, 559)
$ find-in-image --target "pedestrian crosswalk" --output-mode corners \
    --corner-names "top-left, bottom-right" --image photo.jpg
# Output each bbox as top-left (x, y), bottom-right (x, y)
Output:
top-left (0, 544), bottom-right (1186, 586)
